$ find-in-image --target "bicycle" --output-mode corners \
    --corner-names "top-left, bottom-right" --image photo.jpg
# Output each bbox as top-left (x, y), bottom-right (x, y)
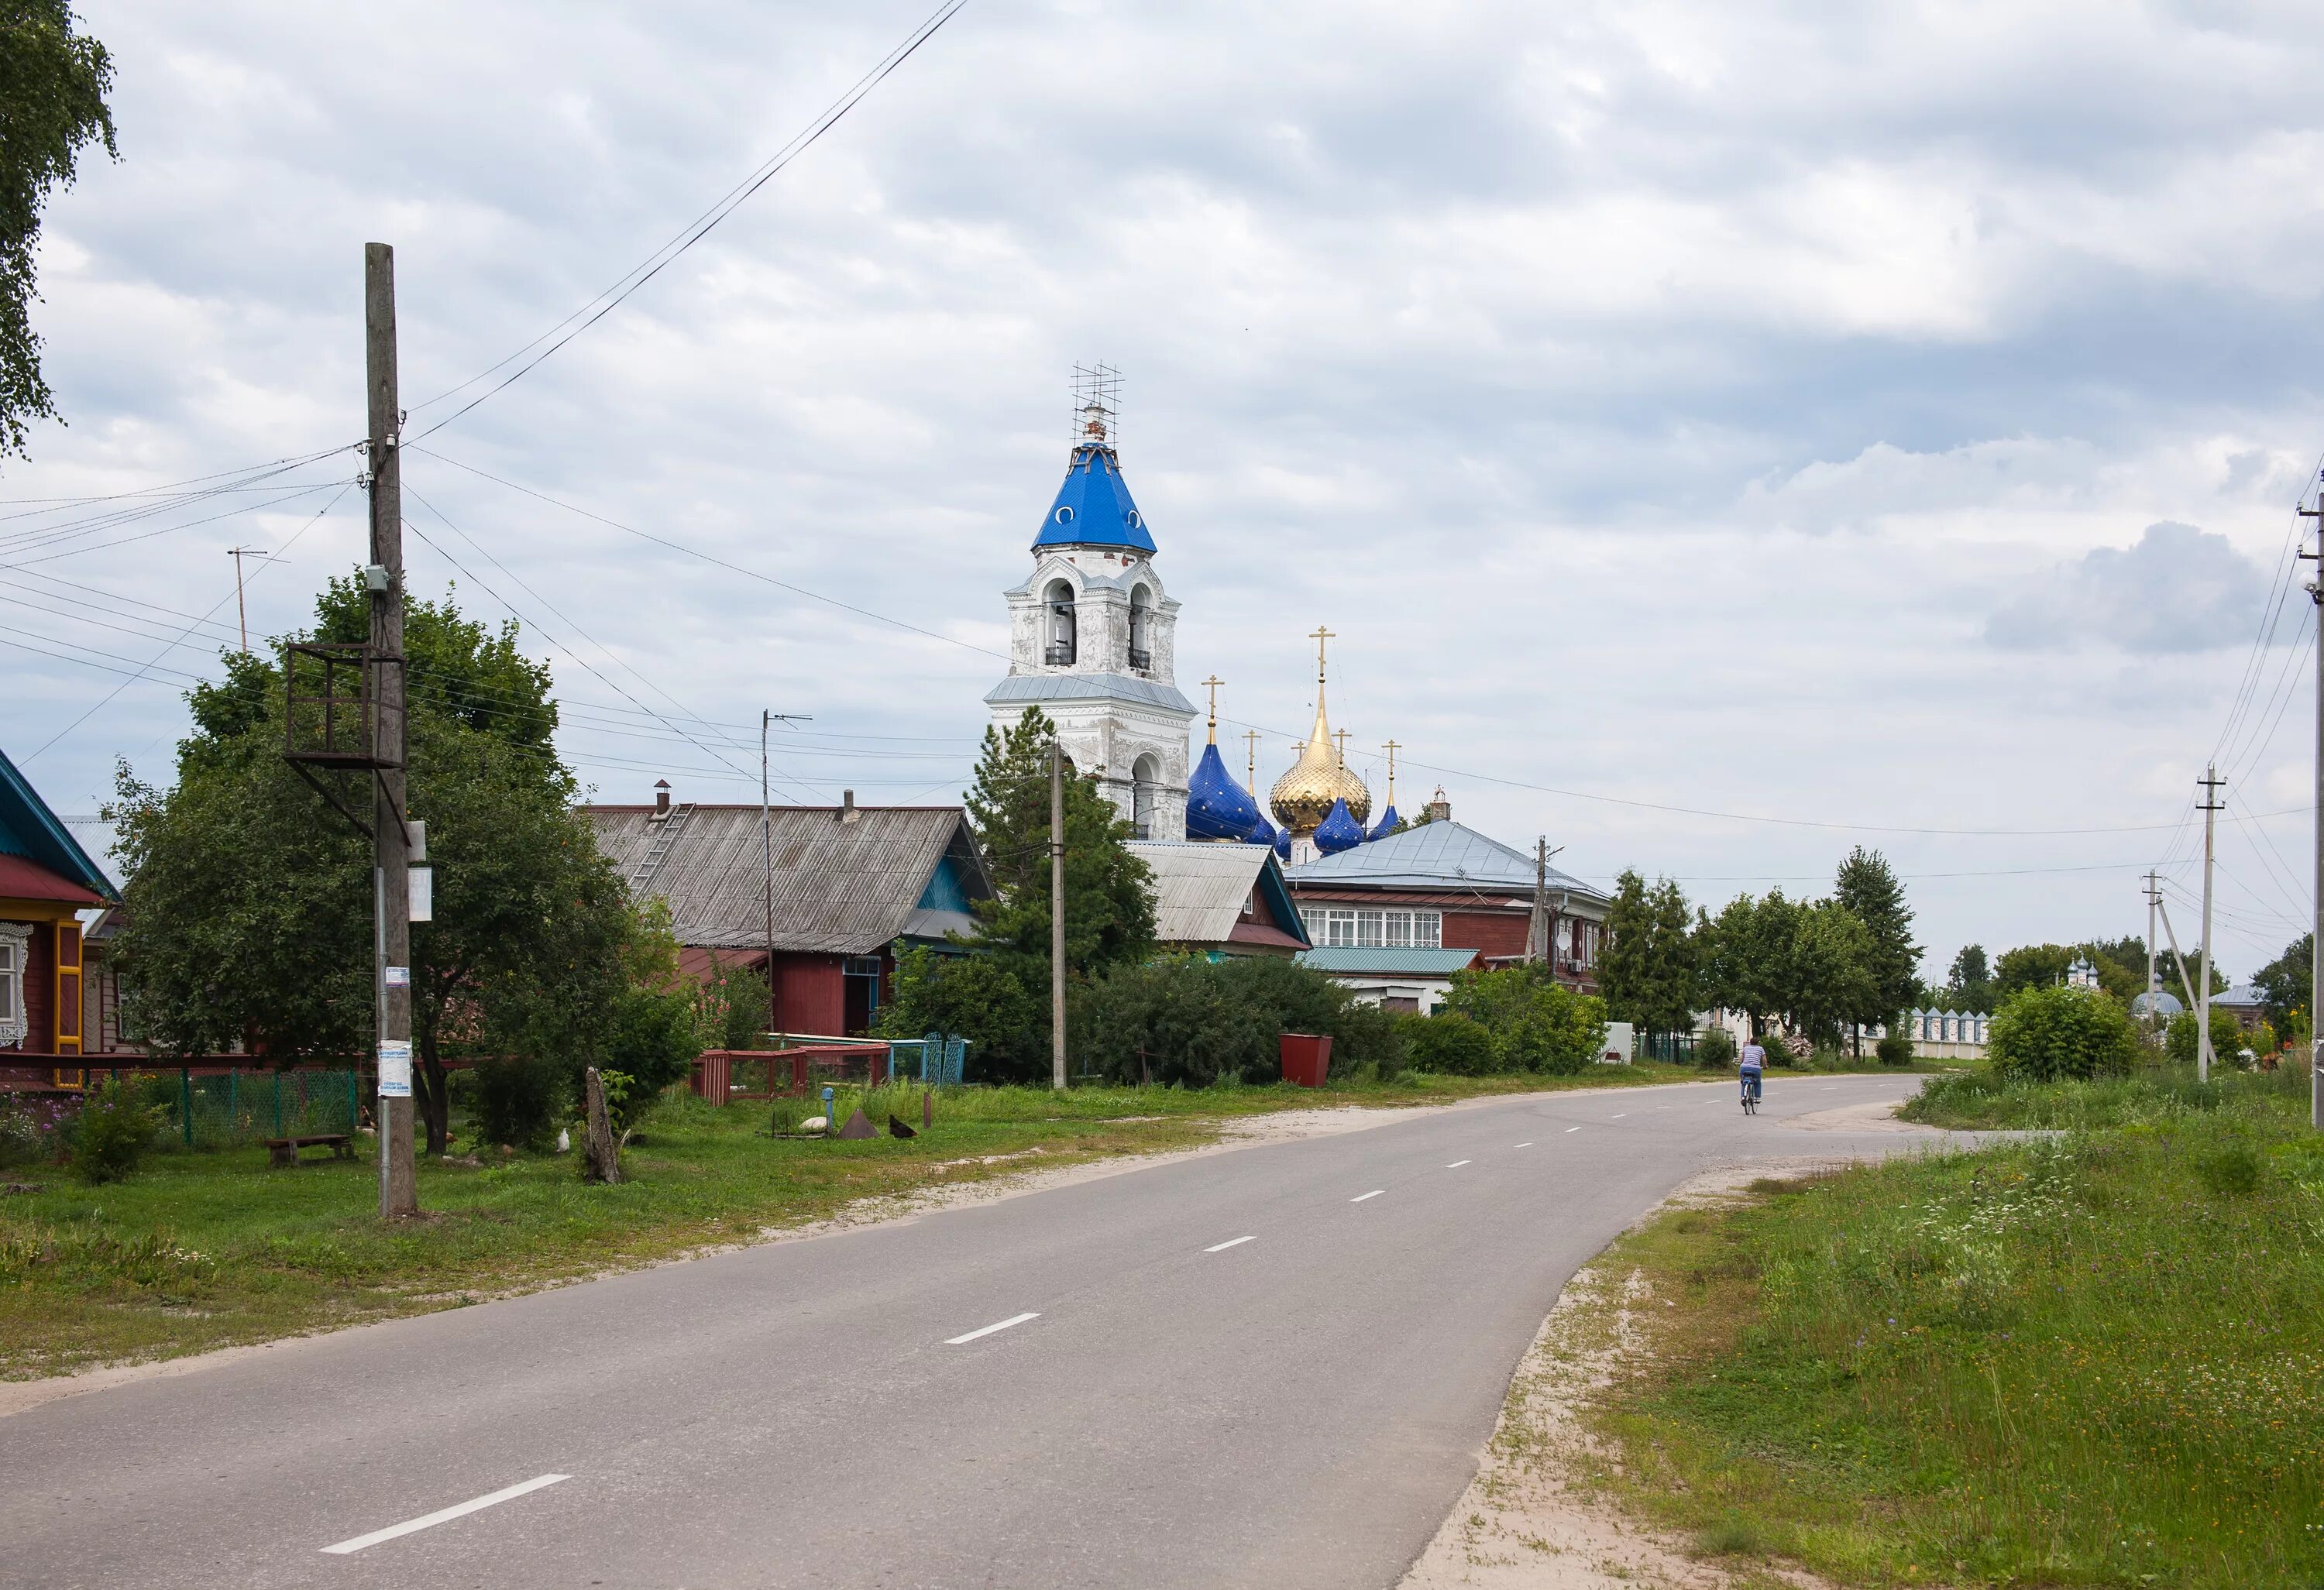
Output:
top-left (1739, 1070), bottom-right (1762, 1114)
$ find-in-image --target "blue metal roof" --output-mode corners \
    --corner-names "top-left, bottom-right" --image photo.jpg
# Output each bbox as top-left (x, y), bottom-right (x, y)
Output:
top-left (1313, 798), bottom-right (1365, 856)
top-left (1184, 742), bottom-right (1273, 844)
top-left (1288, 819), bottom-right (1601, 901)
top-left (0, 744), bottom-right (116, 899)
top-left (1032, 444), bottom-right (1157, 555)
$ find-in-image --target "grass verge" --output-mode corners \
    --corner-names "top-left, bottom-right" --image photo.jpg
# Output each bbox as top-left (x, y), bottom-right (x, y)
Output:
top-left (1, 1063), bottom-right (1703, 1380)
top-left (1581, 1066), bottom-right (2324, 1587)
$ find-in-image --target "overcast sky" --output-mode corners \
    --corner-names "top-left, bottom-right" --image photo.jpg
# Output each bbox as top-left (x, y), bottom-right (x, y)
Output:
top-left (9, 0), bottom-right (2324, 981)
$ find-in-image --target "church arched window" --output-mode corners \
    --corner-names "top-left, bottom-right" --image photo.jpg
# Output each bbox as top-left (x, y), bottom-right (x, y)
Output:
top-left (1128, 585), bottom-right (1153, 672)
top-left (1045, 579), bottom-right (1076, 665)
top-left (1132, 753), bottom-right (1159, 839)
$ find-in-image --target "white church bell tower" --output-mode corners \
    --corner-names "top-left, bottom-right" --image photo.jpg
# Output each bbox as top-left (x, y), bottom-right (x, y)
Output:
top-left (985, 366), bottom-right (1193, 840)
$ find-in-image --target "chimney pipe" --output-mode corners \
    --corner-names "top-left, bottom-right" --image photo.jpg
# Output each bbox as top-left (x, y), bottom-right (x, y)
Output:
top-left (840, 789), bottom-right (858, 824)
top-left (653, 778), bottom-right (671, 818)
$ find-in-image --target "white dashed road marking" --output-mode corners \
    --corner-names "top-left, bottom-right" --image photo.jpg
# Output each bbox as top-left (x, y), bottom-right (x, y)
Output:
top-left (1445, 1160), bottom-right (1470, 1169)
top-left (1565, 1126), bottom-right (1582, 1133)
top-left (1351, 1190), bottom-right (1385, 1204)
top-left (321, 1475), bottom-right (571, 1556)
top-left (1513, 1142), bottom-right (1532, 1149)
top-left (947, 1312), bottom-right (1040, 1345)
top-left (1205, 1236), bottom-right (1256, 1253)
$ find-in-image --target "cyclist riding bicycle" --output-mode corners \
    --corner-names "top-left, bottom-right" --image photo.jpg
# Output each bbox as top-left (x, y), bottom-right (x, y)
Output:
top-left (1738, 1039), bottom-right (1765, 1111)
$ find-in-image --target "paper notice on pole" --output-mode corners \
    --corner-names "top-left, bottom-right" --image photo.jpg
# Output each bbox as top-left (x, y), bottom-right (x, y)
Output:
top-left (378, 1040), bottom-right (413, 1097)
top-left (384, 965), bottom-right (410, 988)
top-left (408, 865), bottom-right (433, 922)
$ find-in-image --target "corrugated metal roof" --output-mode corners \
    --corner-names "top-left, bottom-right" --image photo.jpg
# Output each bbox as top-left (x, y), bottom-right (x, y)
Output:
top-left (582, 804), bottom-right (991, 955)
top-left (985, 671), bottom-right (1195, 716)
top-left (1297, 946), bottom-right (1482, 975)
top-left (1287, 820), bottom-right (1604, 904)
top-left (1128, 840), bottom-right (1301, 946)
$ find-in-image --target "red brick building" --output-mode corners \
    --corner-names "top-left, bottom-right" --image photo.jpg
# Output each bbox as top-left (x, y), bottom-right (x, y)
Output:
top-left (583, 791), bottom-right (992, 1038)
top-left (1284, 805), bottom-right (1607, 994)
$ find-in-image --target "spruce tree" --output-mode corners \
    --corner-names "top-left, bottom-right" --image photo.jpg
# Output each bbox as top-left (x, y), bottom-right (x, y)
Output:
top-left (1833, 847), bottom-right (1920, 1054)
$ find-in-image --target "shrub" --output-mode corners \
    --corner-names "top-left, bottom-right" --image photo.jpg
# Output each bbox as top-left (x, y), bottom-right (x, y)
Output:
top-left (694, 960), bottom-right (772, 1049)
top-left (1987, 984), bottom-right (2139, 1083)
top-left (1875, 1032), bottom-right (1915, 1066)
top-left (1694, 1028), bottom-right (1737, 1070)
top-left (1070, 954), bottom-right (1400, 1087)
top-left (70, 1080), bottom-right (160, 1184)
top-left (1439, 967), bottom-right (1608, 1074)
top-left (605, 985), bottom-right (700, 1098)
top-left (0, 1094), bottom-right (55, 1168)
top-left (2162, 1005), bottom-right (2247, 1071)
top-left (473, 1053), bottom-right (564, 1149)
top-left (1403, 1011), bottom-right (1496, 1075)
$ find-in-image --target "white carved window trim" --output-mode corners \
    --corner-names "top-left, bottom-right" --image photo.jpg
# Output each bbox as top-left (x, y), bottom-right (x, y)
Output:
top-left (0, 922), bottom-right (29, 1046)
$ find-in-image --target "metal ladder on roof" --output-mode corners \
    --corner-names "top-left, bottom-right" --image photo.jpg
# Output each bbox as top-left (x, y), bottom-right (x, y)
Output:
top-left (627, 803), bottom-right (695, 896)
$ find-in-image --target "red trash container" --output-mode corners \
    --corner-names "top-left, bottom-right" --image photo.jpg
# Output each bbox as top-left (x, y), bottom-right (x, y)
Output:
top-left (1279, 1032), bottom-right (1332, 1088)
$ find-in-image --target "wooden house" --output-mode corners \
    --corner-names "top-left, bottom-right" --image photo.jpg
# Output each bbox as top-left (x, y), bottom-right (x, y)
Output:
top-left (582, 788), bottom-right (993, 1038)
top-left (0, 747), bottom-right (121, 1092)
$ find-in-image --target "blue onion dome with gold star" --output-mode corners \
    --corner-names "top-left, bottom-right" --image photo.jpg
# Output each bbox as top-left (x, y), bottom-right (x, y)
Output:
top-left (1031, 400), bottom-right (1157, 554)
top-left (1187, 741), bottom-right (1270, 843)
top-left (1273, 825), bottom-right (1291, 861)
top-left (1313, 798), bottom-right (1365, 855)
top-left (1366, 803), bottom-right (1401, 841)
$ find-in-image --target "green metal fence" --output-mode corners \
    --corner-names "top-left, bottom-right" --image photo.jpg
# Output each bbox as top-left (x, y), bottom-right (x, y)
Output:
top-left (166, 1069), bottom-right (363, 1149)
top-left (1635, 1032), bottom-right (1700, 1065)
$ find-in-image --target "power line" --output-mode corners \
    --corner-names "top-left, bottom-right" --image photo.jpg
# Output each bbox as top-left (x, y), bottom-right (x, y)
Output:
top-left (407, 0), bottom-right (968, 443)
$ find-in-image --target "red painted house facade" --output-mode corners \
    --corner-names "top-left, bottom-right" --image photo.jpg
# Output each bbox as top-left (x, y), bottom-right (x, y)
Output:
top-left (583, 791), bottom-right (993, 1038)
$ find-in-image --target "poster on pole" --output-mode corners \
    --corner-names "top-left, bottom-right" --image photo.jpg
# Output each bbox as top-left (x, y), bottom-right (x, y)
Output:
top-left (378, 1039), bottom-right (412, 1097)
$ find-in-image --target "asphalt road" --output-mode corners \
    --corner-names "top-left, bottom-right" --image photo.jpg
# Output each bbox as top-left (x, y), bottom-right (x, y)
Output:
top-left (2, 1073), bottom-right (1951, 1589)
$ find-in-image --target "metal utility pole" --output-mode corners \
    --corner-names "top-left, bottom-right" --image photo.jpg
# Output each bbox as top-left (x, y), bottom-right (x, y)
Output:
top-left (2144, 870), bottom-right (2162, 1040)
top-left (1050, 740), bottom-right (1067, 1090)
top-left (366, 242), bottom-right (415, 1218)
top-left (2198, 764), bottom-right (2224, 1083)
top-left (2302, 490), bottom-right (2324, 1127)
top-left (225, 546), bottom-right (270, 654)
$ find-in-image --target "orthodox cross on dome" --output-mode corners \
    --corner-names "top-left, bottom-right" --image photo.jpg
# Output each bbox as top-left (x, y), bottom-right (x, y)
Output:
top-left (1310, 624), bottom-right (1335, 685)
top-left (1201, 675), bottom-right (1224, 744)
top-left (1243, 730), bottom-right (1261, 798)
top-left (1071, 362), bottom-right (1122, 452)
top-left (1332, 729), bottom-right (1351, 767)
top-left (1381, 740), bottom-right (1401, 805)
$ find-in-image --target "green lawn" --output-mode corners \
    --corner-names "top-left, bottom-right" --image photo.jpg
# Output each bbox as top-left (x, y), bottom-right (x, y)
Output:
top-left (1, 1063), bottom-right (1707, 1379)
top-left (1584, 1065), bottom-right (2323, 1588)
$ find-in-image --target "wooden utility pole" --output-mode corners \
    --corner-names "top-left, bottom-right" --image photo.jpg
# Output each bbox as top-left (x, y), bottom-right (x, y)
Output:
top-left (366, 242), bottom-right (416, 1218)
top-left (761, 711), bottom-right (775, 1029)
top-left (1050, 739), bottom-right (1067, 1090)
top-left (2144, 870), bottom-right (2162, 1040)
top-left (225, 546), bottom-right (269, 654)
top-left (2198, 764), bottom-right (2223, 1083)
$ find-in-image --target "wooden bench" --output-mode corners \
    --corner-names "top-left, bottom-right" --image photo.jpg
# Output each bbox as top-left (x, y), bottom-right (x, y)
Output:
top-left (264, 1133), bottom-right (353, 1168)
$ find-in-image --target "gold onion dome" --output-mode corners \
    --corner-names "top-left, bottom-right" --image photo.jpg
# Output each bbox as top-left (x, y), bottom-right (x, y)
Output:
top-left (1269, 629), bottom-right (1370, 836)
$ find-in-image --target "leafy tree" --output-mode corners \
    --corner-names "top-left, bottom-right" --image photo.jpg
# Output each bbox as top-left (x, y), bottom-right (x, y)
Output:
top-left (2153, 946), bottom-right (2228, 1003)
top-left (1697, 890), bottom-right (1800, 1040)
top-left (1986, 984), bottom-right (2137, 1083)
top-left (1832, 847), bottom-right (1920, 1052)
top-left (109, 575), bottom-right (650, 1156)
top-left (1786, 900), bottom-right (1879, 1049)
top-left (2251, 932), bottom-right (2312, 1040)
top-left (1600, 870), bottom-right (1698, 1048)
top-left (882, 707), bottom-right (1155, 1081)
top-left (1993, 943), bottom-right (2077, 1001)
top-left (1944, 943), bottom-right (1995, 1013)
top-left (0, 1), bottom-right (115, 460)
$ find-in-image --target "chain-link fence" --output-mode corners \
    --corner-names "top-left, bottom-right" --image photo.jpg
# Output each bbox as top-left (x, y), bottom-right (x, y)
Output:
top-left (162, 1069), bottom-right (363, 1149)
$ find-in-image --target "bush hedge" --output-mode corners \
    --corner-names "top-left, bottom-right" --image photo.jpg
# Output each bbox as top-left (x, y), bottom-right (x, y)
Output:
top-left (1986, 984), bottom-right (2138, 1083)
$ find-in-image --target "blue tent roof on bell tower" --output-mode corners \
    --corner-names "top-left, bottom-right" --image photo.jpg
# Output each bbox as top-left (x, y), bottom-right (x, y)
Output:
top-left (1032, 442), bottom-right (1157, 555)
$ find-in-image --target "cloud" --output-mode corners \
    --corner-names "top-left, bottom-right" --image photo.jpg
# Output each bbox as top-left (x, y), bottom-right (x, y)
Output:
top-left (1984, 521), bottom-right (2275, 653)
